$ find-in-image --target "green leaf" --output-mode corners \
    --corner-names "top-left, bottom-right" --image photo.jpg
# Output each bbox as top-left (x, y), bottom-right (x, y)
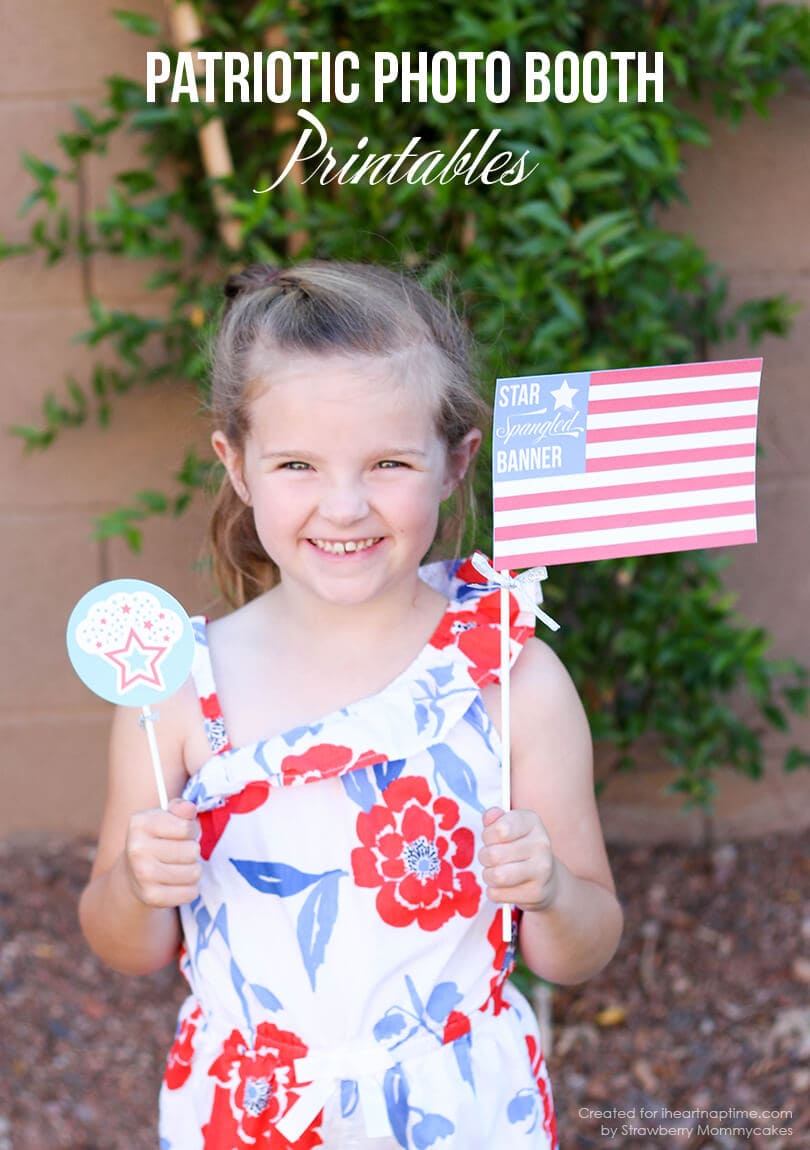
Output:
top-left (9, 424), bottom-right (55, 451)
top-left (762, 702), bottom-right (789, 732)
top-left (572, 211), bottom-right (635, 253)
top-left (21, 153), bottom-right (59, 184)
top-left (136, 489), bottom-right (169, 513)
top-left (112, 9), bottom-right (160, 37)
top-left (784, 747), bottom-right (810, 772)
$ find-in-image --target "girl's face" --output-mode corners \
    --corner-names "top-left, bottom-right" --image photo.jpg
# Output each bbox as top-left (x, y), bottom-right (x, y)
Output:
top-left (213, 352), bottom-right (480, 609)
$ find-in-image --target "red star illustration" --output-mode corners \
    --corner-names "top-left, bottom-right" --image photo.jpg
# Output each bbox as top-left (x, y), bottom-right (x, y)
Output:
top-left (102, 628), bottom-right (169, 694)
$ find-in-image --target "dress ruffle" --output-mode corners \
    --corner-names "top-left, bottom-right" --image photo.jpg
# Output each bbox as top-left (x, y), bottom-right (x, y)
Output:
top-left (184, 556), bottom-right (538, 812)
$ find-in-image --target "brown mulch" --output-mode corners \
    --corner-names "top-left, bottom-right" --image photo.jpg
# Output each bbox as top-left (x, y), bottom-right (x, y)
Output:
top-left (0, 833), bottom-right (808, 1150)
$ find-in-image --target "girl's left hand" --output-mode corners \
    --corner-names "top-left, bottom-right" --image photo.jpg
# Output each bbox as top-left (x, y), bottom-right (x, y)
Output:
top-left (478, 807), bottom-right (559, 912)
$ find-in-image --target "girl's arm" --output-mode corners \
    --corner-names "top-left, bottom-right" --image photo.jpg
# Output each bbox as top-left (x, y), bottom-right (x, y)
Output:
top-left (479, 637), bottom-right (623, 985)
top-left (78, 681), bottom-right (201, 976)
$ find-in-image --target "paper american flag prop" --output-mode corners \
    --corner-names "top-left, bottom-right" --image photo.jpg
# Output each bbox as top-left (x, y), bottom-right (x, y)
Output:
top-left (492, 358), bottom-right (762, 571)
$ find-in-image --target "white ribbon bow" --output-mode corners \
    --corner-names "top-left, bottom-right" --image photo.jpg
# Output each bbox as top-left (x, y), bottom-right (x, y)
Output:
top-left (470, 553), bottom-right (559, 632)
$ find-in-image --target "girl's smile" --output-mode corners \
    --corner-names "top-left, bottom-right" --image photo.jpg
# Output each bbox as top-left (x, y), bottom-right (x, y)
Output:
top-left (309, 537), bottom-right (382, 555)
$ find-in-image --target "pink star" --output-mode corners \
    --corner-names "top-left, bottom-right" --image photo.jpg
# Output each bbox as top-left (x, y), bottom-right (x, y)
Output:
top-left (102, 628), bottom-right (168, 694)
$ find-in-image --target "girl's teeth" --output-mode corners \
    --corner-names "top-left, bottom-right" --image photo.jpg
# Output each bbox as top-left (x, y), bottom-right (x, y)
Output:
top-left (313, 538), bottom-right (378, 555)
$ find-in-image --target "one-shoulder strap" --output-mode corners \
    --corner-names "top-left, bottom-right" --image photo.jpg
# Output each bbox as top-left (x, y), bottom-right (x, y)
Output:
top-left (190, 617), bottom-right (232, 755)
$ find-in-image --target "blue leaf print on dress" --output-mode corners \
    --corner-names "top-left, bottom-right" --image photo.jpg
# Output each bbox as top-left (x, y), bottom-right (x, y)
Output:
top-left (214, 902), bottom-right (229, 943)
top-left (507, 1090), bottom-right (538, 1131)
top-left (229, 956), bottom-right (253, 1034)
top-left (428, 744), bottom-right (484, 812)
top-left (374, 974), bottom-right (465, 1061)
top-left (340, 1079), bottom-right (359, 1117)
top-left (281, 721), bottom-right (323, 747)
top-left (192, 904), bottom-right (211, 961)
top-left (383, 1064), bottom-right (410, 1148)
top-left (412, 1112), bottom-right (455, 1148)
top-left (414, 702), bottom-right (430, 734)
top-left (192, 900), bottom-right (229, 963)
top-left (374, 758), bottom-right (405, 792)
top-left (297, 870), bottom-right (344, 989)
top-left (452, 1031), bottom-right (475, 1091)
top-left (231, 859), bottom-right (340, 897)
top-left (341, 767), bottom-right (377, 812)
top-left (414, 679), bottom-right (447, 737)
top-left (192, 900), bottom-right (282, 1030)
top-left (249, 982), bottom-right (283, 1011)
top-left (405, 974), bottom-right (424, 1018)
top-left (252, 740), bottom-right (280, 779)
top-left (456, 579), bottom-right (482, 603)
top-left (184, 776), bottom-right (213, 807)
top-left (425, 982), bottom-right (463, 1023)
top-left (373, 1010), bottom-right (408, 1042)
top-left (428, 663), bottom-right (455, 689)
top-left (463, 694), bottom-right (497, 748)
top-left (231, 858), bottom-right (346, 991)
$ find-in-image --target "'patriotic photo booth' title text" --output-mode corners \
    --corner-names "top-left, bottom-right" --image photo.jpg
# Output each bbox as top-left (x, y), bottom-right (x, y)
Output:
top-left (146, 50), bottom-right (664, 191)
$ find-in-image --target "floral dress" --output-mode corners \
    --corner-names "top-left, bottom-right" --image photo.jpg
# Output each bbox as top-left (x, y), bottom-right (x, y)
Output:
top-left (159, 557), bottom-right (558, 1150)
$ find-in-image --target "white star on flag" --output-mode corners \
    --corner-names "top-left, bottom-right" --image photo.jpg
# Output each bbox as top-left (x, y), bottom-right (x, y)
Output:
top-left (550, 379), bottom-right (579, 409)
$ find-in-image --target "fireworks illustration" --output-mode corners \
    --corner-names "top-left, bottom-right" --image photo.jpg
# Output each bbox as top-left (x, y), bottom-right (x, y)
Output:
top-left (74, 589), bottom-right (185, 695)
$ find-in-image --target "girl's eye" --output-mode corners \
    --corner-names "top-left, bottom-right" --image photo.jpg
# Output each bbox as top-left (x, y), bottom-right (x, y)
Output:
top-left (279, 461), bottom-right (311, 471)
top-left (377, 460), bottom-right (408, 469)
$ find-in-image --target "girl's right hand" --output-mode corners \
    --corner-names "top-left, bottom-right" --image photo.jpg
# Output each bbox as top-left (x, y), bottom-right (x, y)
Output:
top-left (124, 798), bottom-right (201, 908)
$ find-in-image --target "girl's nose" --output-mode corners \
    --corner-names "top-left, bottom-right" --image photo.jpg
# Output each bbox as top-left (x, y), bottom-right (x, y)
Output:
top-left (318, 479), bottom-right (371, 525)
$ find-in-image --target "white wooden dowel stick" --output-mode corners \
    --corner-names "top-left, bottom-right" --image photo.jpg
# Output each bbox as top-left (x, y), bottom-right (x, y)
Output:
top-left (141, 704), bottom-right (169, 811)
top-left (500, 580), bottom-right (512, 943)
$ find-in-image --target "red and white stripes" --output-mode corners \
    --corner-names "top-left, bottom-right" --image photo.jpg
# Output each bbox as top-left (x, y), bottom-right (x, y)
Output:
top-left (493, 358), bottom-right (761, 569)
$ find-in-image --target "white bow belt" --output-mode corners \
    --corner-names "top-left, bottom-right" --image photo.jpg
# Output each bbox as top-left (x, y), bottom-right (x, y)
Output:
top-left (276, 1029), bottom-right (448, 1142)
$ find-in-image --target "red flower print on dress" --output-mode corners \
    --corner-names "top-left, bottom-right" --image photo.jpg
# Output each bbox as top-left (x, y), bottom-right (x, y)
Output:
top-left (280, 743), bottom-right (386, 785)
top-left (199, 781), bottom-right (270, 860)
top-left (481, 909), bottom-right (518, 1016)
top-left (455, 556), bottom-right (488, 586)
top-left (351, 776), bottom-right (481, 930)
top-left (198, 691), bottom-right (231, 753)
top-left (526, 1034), bottom-right (558, 1148)
top-left (200, 693), bottom-right (221, 721)
top-left (203, 1021), bottom-right (322, 1149)
top-left (164, 1002), bottom-right (203, 1090)
top-left (442, 1009), bottom-right (472, 1043)
top-left (428, 592), bottom-right (525, 687)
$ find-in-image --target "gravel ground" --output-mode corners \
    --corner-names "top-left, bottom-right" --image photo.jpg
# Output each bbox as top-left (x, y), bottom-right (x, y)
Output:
top-left (1, 832), bottom-right (808, 1150)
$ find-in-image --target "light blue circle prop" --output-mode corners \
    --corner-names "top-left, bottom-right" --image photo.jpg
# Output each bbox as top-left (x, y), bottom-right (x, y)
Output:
top-left (66, 579), bottom-right (195, 707)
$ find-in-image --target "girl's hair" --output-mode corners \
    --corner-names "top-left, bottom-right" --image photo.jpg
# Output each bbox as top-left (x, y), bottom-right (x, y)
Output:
top-left (208, 260), bottom-right (488, 607)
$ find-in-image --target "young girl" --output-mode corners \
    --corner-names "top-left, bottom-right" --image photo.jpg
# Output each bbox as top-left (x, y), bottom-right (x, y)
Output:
top-left (79, 261), bottom-right (622, 1150)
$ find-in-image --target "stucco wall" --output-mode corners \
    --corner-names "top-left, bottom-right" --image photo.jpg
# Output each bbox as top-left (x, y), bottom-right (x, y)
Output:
top-left (0, 0), bottom-right (212, 837)
top-left (1, 2), bottom-right (808, 840)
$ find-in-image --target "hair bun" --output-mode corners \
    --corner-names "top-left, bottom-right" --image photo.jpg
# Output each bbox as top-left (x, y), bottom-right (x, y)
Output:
top-left (223, 263), bottom-right (286, 303)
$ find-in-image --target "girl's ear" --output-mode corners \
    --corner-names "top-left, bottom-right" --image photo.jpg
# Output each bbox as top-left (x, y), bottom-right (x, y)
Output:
top-left (212, 430), bottom-right (251, 505)
top-left (441, 428), bottom-right (483, 500)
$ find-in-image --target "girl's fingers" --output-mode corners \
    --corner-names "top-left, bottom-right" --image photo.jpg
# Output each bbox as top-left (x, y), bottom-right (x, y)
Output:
top-left (481, 807), bottom-right (542, 846)
top-left (154, 861), bottom-right (202, 887)
top-left (478, 840), bottom-right (534, 869)
top-left (167, 798), bottom-right (199, 822)
top-left (481, 858), bottom-right (537, 890)
top-left (140, 883), bottom-right (200, 908)
top-left (129, 808), bottom-right (199, 846)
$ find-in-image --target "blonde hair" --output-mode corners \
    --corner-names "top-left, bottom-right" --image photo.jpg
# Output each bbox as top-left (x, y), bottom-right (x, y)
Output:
top-left (208, 261), bottom-right (488, 607)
